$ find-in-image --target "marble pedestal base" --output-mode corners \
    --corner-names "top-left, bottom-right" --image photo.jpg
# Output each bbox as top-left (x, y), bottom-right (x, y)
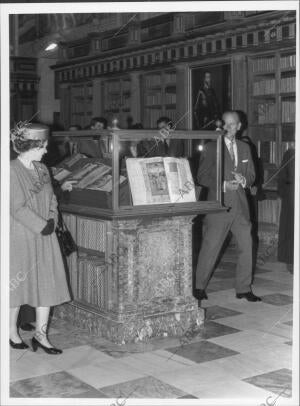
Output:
top-left (55, 214), bottom-right (205, 344)
top-left (55, 300), bottom-right (205, 344)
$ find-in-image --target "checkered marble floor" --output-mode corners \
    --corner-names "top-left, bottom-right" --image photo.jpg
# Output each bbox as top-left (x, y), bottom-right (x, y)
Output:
top-left (10, 244), bottom-right (294, 402)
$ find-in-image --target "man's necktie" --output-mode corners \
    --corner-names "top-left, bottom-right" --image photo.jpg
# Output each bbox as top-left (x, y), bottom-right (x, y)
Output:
top-left (228, 141), bottom-right (237, 170)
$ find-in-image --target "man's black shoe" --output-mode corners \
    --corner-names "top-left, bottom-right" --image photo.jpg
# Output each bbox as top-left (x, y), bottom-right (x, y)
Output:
top-left (236, 292), bottom-right (262, 302)
top-left (20, 323), bottom-right (35, 331)
top-left (194, 289), bottom-right (208, 301)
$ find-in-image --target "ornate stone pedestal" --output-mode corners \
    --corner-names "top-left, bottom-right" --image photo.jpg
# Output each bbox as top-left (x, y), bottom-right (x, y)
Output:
top-left (55, 215), bottom-right (205, 344)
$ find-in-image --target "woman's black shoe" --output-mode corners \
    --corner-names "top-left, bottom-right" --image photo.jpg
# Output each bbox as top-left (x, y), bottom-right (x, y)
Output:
top-left (9, 339), bottom-right (29, 349)
top-left (31, 336), bottom-right (62, 355)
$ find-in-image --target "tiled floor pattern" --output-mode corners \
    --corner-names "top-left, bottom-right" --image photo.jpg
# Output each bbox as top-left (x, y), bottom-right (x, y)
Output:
top-left (10, 243), bottom-right (294, 401)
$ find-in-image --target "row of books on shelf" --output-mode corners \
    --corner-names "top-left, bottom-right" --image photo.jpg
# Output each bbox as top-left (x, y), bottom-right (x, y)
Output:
top-left (145, 93), bottom-right (162, 105)
top-left (122, 81), bottom-right (131, 92)
top-left (71, 102), bottom-right (91, 114)
top-left (105, 96), bottom-right (130, 110)
top-left (105, 80), bottom-right (131, 93)
top-left (141, 109), bottom-right (177, 127)
top-left (144, 108), bottom-right (163, 127)
top-left (164, 71), bottom-right (176, 84)
top-left (78, 256), bottom-right (107, 308)
top-left (253, 79), bottom-right (276, 96)
top-left (69, 116), bottom-right (91, 128)
top-left (256, 102), bottom-right (276, 124)
top-left (252, 57), bottom-right (275, 73)
top-left (280, 54), bottom-right (296, 70)
top-left (105, 81), bottom-right (122, 93)
top-left (281, 101), bottom-right (295, 123)
top-left (280, 76), bottom-right (296, 93)
top-left (164, 109), bottom-right (177, 124)
top-left (165, 93), bottom-right (177, 104)
top-left (71, 85), bottom-right (93, 98)
top-left (144, 74), bottom-right (162, 88)
top-left (258, 141), bottom-right (276, 164)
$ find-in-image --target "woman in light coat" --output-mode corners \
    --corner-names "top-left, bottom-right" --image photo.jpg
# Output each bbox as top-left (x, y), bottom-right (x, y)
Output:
top-left (10, 123), bottom-right (71, 354)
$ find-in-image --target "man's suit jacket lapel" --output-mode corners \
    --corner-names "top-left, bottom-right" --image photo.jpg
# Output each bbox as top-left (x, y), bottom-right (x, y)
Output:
top-left (235, 140), bottom-right (245, 173)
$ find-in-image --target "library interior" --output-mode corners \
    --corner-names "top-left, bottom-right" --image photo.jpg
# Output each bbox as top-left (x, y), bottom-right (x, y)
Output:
top-left (8, 9), bottom-right (297, 403)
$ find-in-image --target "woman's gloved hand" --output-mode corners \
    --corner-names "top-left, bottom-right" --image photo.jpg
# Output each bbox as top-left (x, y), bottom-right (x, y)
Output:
top-left (41, 219), bottom-right (55, 235)
top-left (61, 180), bottom-right (77, 192)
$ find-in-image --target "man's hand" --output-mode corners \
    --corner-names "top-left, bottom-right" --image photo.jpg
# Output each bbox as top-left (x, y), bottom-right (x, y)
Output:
top-left (224, 180), bottom-right (239, 191)
top-left (231, 171), bottom-right (246, 187)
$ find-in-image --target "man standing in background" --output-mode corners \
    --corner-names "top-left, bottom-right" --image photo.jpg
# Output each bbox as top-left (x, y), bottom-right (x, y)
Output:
top-left (195, 111), bottom-right (261, 303)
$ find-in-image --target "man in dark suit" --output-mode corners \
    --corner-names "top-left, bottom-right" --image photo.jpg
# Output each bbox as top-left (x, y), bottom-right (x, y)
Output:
top-left (138, 117), bottom-right (184, 157)
top-left (195, 110), bottom-right (261, 302)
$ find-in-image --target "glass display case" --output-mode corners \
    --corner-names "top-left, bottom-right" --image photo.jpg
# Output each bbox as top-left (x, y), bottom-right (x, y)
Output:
top-left (52, 128), bottom-right (224, 218)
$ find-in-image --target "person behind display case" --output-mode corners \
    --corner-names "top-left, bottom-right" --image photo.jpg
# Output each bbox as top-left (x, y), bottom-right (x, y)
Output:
top-left (195, 110), bottom-right (261, 303)
top-left (137, 117), bottom-right (184, 158)
top-left (76, 116), bottom-right (108, 158)
top-left (193, 71), bottom-right (221, 130)
top-left (10, 122), bottom-right (71, 354)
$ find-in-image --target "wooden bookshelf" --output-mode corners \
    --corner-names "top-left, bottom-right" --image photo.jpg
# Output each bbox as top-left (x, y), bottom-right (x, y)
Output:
top-left (102, 76), bottom-right (131, 128)
top-left (10, 57), bottom-right (39, 125)
top-left (70, 82), bottom-right (93, 129)
top-left (142, 69), bottom-right (177, 128)
top-left (248, 49), bottom-right (295, 192)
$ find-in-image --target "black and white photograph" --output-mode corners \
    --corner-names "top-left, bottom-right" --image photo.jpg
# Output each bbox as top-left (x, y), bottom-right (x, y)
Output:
top-left (0, 2), bottom-right (299, 405)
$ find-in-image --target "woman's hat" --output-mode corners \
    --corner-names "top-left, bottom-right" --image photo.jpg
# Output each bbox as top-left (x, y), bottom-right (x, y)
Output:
top-left (11, 122), bottom-right (49, 143)
top-left (22, 124), bottom-right (49, 140)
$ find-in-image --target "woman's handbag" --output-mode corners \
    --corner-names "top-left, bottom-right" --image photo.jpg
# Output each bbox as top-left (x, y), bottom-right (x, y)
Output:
top-left (56, 211), bottom-right (77, 256)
